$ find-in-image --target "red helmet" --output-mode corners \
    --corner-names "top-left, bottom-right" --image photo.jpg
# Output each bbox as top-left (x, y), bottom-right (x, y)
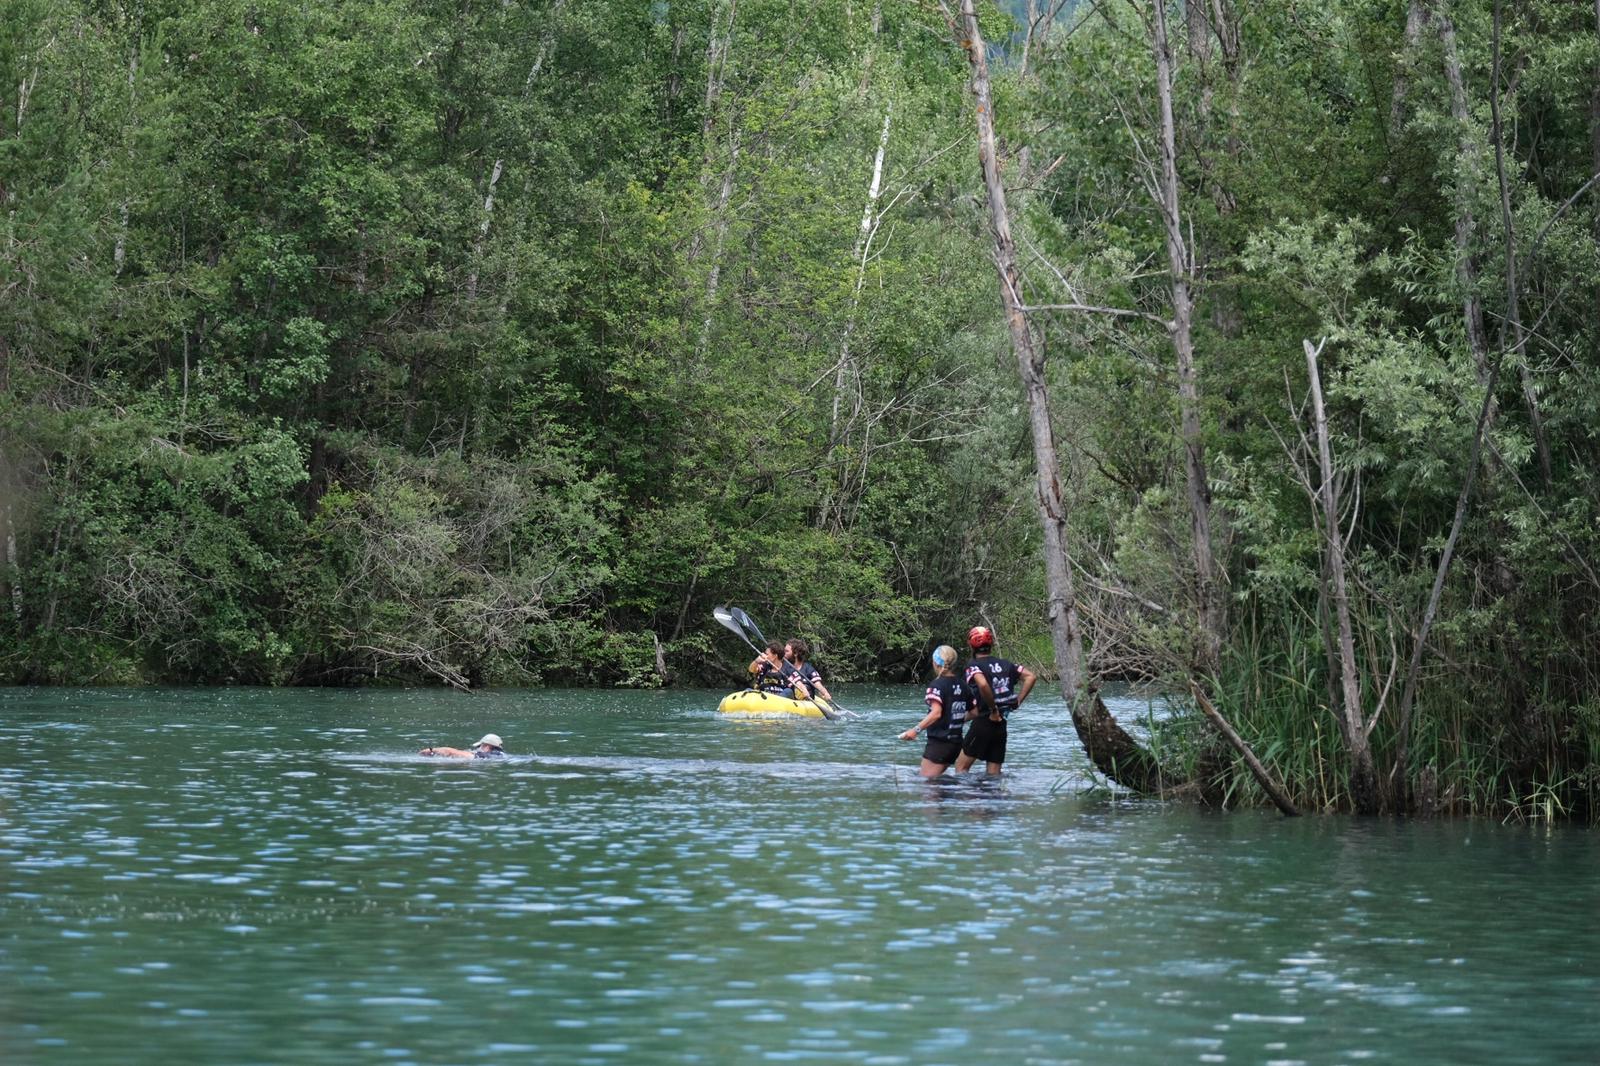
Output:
top-left (968, 626), bottom-right (995, 650)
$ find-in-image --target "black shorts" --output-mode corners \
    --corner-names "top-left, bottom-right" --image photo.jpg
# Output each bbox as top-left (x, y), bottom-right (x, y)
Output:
top-left (921, 737), bottom-right (963, 766)
top-left (962, 716), bottom-right (1008, 765)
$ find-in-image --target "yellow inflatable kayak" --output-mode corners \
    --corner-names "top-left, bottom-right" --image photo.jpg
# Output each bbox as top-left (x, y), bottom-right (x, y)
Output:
top-left (716, 688), bottom-right (826, 718)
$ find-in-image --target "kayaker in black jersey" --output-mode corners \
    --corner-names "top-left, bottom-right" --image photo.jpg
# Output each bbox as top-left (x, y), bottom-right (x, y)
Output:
top-left (898, 644), bottom-right (973, 778)
top-left (783, 638), bottom-right (835, 705)
top-left (748, 641), bottom-right (812, 700)
top-left (419, 733), bottom-right (507, 759)
top-left (955, 626), bottom-right (1038, 775)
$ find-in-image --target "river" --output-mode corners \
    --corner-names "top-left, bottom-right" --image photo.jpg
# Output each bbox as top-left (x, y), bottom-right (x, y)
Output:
top-left (2, 685), bottom-right (1597, 1064)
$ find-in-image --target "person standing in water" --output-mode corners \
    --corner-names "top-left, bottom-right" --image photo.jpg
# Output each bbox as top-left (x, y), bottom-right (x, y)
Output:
top-left (420, 734), bottom-right (507, 759)
top-left (955, 626), bottom-right (1037, 775)
top-left (898, 644), bottom-right (972, 778)
top-left (783, 638), bottom-right (835, 705)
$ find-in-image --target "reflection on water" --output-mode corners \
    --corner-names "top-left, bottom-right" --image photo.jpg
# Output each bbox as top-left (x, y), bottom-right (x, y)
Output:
top-left (2, 686), bottom-right (1598, 1065)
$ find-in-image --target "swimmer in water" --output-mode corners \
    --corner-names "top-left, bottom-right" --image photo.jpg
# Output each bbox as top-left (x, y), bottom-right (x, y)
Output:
top-left (420, 733), bottom-right (506, 759)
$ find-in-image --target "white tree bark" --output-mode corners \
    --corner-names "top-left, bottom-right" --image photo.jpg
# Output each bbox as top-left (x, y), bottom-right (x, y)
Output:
top-left (467, 0), bottom-right (566, 301)
top-left (1304, 339), bottom-right (1379, 814)
top-left (687, 0), bottom-right (741, 271)
top-left (701, 0), bottom-right (738, 148)
top-left (1149, 0), bottom-right (1223, 678)
top-left (828, 103), bottom-right (892, 457)
top-left (694, 130), bottom-right (740, 360)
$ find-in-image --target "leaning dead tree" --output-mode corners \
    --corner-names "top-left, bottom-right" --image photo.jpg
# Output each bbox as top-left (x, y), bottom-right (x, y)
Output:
top-left (940, 0), bottom-right (1166, 793)
top-left (1290, 339), bottom-right (1382, 814)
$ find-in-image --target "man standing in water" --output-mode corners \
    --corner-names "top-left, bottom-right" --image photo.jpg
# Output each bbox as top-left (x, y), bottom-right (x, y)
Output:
top-left (956, 626), bottom-right (1037, 775)
top-left (898, 644), bottom-right (972, 778)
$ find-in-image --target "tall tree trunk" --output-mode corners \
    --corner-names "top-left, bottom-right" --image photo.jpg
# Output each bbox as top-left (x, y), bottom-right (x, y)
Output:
top-left (1150, 0), bottom-right (1223, 680)
top-left (1437, 12), bottom-right (1493, 385)
top-left (1389, 0), bottom-right (1433, 143)
top-left (695, 130), bottom-right (740, 361)
top-left (687, 0), bottom-right (740, 268)
top-left (1474, 3), bottom-right (1550, 485)
top-left (1304, 340), bottom-right (1380, 814)
top-left (1, 443), bottom-right (21, 628)
top-left (114, 30), bottom-right (139, 276)
top-left (467, 0), bottom-right (566, 301)
top-left (701, 0), bottom-right (738, 146)
top-left (945, 0), bottom-right (1165, 793)
top-left (1592, 0), bottom-right (1600, 275)
top-left (821, 103), bottom-right (892, 530)
top-left (1587, 0), bottom-right (1600, 270)
top-left (1391, 0), bottom-right (1536, 798)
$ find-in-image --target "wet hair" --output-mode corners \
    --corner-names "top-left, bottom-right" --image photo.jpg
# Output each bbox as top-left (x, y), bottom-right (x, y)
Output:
top-left (765, 641), bottom-right (785, 656)
top-left (787, 637), bottom-right (810, 661)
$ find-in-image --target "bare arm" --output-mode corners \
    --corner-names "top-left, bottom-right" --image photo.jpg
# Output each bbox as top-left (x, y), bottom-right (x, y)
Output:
top-left (1016, 665), bottom-right (1038, 706)
top-left (420, 746), bottom-right (472, 758)
top-left (969, 670), bottom-right (998, 718)
top-left (899, 698), bottom-right (943, 741)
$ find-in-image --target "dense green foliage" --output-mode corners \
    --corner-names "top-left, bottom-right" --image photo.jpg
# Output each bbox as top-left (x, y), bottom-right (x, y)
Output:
top-left (3, 1), bottom-right (1597, 815)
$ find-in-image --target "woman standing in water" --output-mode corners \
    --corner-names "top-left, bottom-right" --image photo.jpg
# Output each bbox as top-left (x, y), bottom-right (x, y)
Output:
top-left (898, 645), bottom-right (973, 778)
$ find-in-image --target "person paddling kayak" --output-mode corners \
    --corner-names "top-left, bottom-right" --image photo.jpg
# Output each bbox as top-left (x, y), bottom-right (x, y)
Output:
top-left (748, 641), bottom-right (812, 700)
top-left (420, 733), bottom-right (507, 759)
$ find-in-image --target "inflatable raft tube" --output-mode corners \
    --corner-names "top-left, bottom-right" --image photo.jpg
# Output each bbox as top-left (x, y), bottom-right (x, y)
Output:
top-left (716, 688), bottom-right (827, 718)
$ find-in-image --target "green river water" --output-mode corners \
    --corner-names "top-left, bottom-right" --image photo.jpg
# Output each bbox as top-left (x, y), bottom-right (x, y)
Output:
top-left (2, 685), bottom-right (1597, 1065)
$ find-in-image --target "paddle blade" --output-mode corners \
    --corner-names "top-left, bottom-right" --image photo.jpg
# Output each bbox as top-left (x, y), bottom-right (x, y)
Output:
top-left (729, 607), bottom-right (767, 645)
top-left (713, 605), bottom-right (759, 651)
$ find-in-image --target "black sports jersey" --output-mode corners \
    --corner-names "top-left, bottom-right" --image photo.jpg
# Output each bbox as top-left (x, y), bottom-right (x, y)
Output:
top-left (923, 675), bottom-right (972, 741)
top-left (794, 662), bottom-right (823, 691)
top-left (965, 655), bottom-right (1023, 720)
top-left (755, 660), bottom-right (802, 695)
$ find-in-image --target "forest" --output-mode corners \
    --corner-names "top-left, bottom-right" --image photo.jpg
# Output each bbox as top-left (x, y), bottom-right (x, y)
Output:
top-left (2, 0), bottom-right (1597, 817)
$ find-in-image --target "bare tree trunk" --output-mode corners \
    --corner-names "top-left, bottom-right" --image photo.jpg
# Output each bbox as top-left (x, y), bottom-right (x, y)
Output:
top-left (702, 0), bottom-right (738, 146)
top-left (1587, 0), bottom-right (1600, 257)
top-left (17, 63), bottom-right (39, 134)
top-left (666, 14), bottom-right (687, 122)
top-left (1, 444), bottom-right (21, 628)
top-left (821, 102), bottom-right (892, 530)
top-left (857, 0), bottom-right (882, 96)
top-left (1193, 684), bottom-right (1299, 815)
top-left (1305, 339), bottom-right (1380, 814)
top-left (1483, 0), bottom-right (1549, 485)
top-left (1593, 0), bottom-right (1600, 270)
top-left (1150, 0), bottom-right (1223, 679)
top-left (114, 33), bottom-right (139, 276)
top-left (466, 0), bottom-right (565, 301)
top-left (695, 130), bottom-right (739, 360)
top-left (1389, 0), bottom-right (1432, 142)
top-left (946, 0), bottom-right (1165, 792)
top-left (1436, 12), bottom-right (1494, 384)
top-left (687, 0), bottom-right (740, 270)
